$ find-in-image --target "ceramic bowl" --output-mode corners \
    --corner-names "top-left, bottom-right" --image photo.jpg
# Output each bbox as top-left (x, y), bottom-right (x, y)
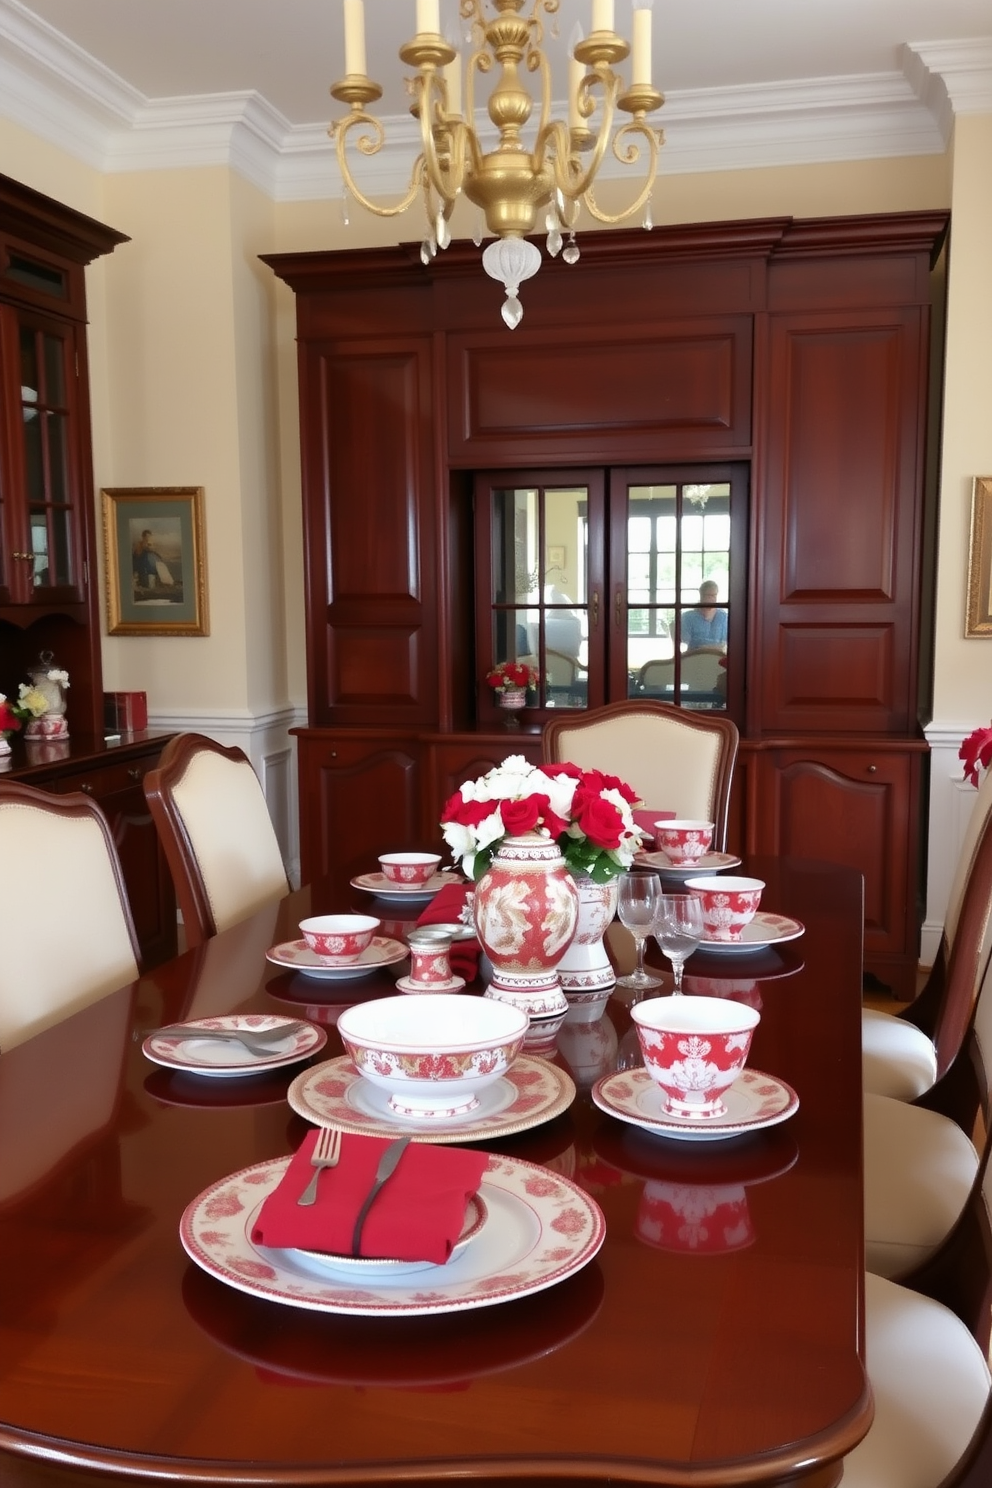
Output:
top-left (684, 875), bottom-right (765, 942)
top-left (631, 994), bottom-right (761, 1118)
top-left (654, 819), bottom-right (714, 866)
top-left (336, 993), bottom-right (528, 1118)
top-left (299, 913), bottom-right (380, 964)
top-left (378, 851), bottom-right (442, 886)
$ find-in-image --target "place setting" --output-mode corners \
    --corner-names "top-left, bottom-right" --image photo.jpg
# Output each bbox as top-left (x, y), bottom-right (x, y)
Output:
top-left (288, 992), bottom-right (576, 1143)
top-left (350, 850), bottom-right (465, 904)
top-left (142, 1014), bottom-right (327, 1078)
top-left (592, 993), bottom-right (799, 1142)
top-left (180, 1120), bottom-right (605, 1317)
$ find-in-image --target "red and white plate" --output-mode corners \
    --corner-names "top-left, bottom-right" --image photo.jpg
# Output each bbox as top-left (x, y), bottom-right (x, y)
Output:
top-left (350, 870), bottom-right (463, 903)
top-left (180, 1152), bottom-right (605, 1317)
top-left (287, 1054), bottom-right (574, 1143)
top-left (265, 936), bottom-right (407, 980)
top-left (592, 1066), bottom-right (799, 1141)
top-left (696, 912), bottom-right (805, 954)
top-left (640, 850), bottom-right (741, 879)
top-left (296, 1192), bottom-right (488, 1279)
top-left (142, 1015), bottom-right (326, 1078)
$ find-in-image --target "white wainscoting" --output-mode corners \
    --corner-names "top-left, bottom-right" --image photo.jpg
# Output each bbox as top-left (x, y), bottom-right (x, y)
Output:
top-left (147, 705), bottom-right (306, 888)
top-left (922, 725), bottom-right (984, 968)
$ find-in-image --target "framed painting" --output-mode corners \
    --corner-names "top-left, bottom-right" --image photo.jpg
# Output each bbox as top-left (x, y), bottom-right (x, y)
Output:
top-left (102, 486), bottom-right (209, 636)
top-left (966, 477), bottom-right (992, 637)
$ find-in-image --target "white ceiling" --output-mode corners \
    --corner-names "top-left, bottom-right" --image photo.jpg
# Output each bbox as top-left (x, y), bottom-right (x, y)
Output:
top-left (1, 0), bottom-right (990, 199)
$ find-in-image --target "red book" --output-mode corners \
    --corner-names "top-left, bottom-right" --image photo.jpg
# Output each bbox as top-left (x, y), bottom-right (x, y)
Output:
top-left (103, 691), bottom-right (148, 732)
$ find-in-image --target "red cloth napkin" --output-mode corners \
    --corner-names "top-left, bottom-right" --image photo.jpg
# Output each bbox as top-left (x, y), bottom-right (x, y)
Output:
top-left (632, 809), bottom-right (676, 849)
top-left (252, 1130), bottom-right (489, 1263)
top-left (416, 883), bottom-right (480, 982)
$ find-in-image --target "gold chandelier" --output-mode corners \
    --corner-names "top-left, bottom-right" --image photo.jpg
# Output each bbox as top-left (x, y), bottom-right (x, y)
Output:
top-left (330, 0), bottom-right (664, 327)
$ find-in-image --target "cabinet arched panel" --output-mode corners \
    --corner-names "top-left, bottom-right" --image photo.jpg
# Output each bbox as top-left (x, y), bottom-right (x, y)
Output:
top-left (298, 735), bottom-right (421, 889)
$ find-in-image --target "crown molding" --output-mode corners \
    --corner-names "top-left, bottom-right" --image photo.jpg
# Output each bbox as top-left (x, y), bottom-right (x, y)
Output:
top-left (1, 0), bottom-right (990, 203)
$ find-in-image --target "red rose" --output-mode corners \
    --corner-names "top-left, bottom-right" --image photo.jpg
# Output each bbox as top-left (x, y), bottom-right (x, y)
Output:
top-left (542, 762), bottom-right (583, 781)
top-left (960, 725), bottom-right (992, 788)
top-left (579, 767), bottom-right (637, 805)
top-left (441, 794), bottom-right (497, 828)
top-left (572, 789), bottom-right (624, 850)
top-left (501, 793), bottom-right (548, 835)
top-left (0, 702), bottom-right (21, 733)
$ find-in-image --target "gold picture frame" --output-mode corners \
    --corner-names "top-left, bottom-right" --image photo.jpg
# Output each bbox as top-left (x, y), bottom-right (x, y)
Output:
top-left (966, 477), bottom-right (992, 637)
top-left (102, 486), bottom-right (209, 636)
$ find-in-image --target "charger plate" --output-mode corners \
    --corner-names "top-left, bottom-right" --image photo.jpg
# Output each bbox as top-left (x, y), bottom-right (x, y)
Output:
top-left (287, 1054), bottom-right (575, 1143)
top-left (180, 1152), bottom-right (605, 1317)
top-left (592, 1066), bottom-right (799, 1142)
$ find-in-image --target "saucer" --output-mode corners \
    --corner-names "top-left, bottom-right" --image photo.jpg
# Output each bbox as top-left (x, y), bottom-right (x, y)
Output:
top-left (395, 973), bottom-right (466, 993)
top-left (591, 1066), bottom-right (799, 1141)
top-left (143, 1016), bottom-right (327, 1078)
top-left (265, 937), bottom-right (407, 980)
top-left (288, 1054), bottom-right (575, 1143)
top-left (294, 1192), bottom-right (488, 1279)
top-left (640, 850), bottom-right (741, 879)
top-left (350, 871), bottom-right (463, 903)
top-left (696, 913), bottom-right (805, 954)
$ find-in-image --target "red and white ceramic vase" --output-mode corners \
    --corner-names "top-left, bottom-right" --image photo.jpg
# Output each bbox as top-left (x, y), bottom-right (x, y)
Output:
top-left (556, 875), bottom-right (619, 1014)
top-left (473, 832), bottom-right (579, 1019)
top-left (497, 687), bottom-right (527, 729)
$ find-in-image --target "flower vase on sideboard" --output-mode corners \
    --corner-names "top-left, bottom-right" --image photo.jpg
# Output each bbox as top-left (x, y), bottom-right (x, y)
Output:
top-left (473, 832), bottom-right (579, 1019)
top-left (497, 688), bottom-right (527, 728)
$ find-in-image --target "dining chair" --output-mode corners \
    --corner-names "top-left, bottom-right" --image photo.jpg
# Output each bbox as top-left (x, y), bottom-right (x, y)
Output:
top-left (841, 1144), bottom-right (992, 1487)
top-left (863, 810), bottom-right (992, 1284)
top-left (863, 766), bottom-right (992, 1101)
top-left (143, 732), bottom-right (289, 950)
top-left (0, 781), bottom-right (140, 1049)
top-left (542, 699), bottom-right (739, 851)
top-left (680, 649), bottom-right (725, 694)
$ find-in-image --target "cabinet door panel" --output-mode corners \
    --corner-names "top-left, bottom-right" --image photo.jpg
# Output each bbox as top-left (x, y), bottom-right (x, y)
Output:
top-left (300, 339), bottom-right (437, 726)
top-left (756, 308), bottom-right (925, 733)
top-left (297, 736), bottom-right (421, 890)
top-left (753, 745), bottom-right (922, 995)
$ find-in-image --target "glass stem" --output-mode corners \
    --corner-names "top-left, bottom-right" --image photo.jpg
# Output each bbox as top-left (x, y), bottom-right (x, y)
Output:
top-left (635, 934), bottom-right (647, 979)
top-left (672, 958), bottom-right (684, 993)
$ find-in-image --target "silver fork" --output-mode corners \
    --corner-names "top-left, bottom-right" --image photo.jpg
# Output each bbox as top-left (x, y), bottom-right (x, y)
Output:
top-left (296, 1127), bottom-right (343, 1206)
top-left (153, 1021), bottom-right (304, 1057)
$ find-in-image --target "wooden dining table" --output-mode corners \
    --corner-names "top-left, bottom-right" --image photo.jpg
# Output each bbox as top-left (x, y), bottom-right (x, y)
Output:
top-left (0, 855), bottom-right (868, 1488)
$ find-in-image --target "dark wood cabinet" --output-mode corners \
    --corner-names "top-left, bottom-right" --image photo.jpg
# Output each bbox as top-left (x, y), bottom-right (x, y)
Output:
top-left (269, 210), bottom-right (948, 998)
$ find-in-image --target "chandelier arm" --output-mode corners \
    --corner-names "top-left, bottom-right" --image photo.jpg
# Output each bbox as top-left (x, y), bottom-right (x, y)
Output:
top-left (333, 113), bottom-right (424, 218)
top-left (582, 120), bottom-right (661, 225)
top-left (415, 70), bottom-right (467, 210)
top-left (547, 73), bottom-right (620, 202)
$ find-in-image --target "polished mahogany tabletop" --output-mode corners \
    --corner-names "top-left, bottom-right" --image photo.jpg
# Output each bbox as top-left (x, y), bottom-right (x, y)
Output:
top-left (0, 857), bottom-right (868, 1488)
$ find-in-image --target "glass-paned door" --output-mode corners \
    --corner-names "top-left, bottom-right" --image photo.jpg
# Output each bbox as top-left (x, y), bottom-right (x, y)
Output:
top-left (475, 470), bottom-right (606, 719)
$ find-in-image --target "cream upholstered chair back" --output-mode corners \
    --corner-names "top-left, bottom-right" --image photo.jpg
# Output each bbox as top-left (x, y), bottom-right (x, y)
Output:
top-left (0, 784), bottom-right (140, 1051)
top-left (681, 650), bottom-right (725, 692)
top-left (542, 700), bottom-right (739, 850)
top-left (144, 733), bottom-right (289, 949)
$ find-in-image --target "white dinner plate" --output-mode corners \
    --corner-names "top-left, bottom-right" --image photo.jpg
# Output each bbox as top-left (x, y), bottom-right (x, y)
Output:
top-left (695, 912), bottom-right (805, 954)
top-left (295, 1192), bottom-right (488, 1279)
top-left (265, 936), bottom-right (407, 980)
top-left (287, 1054), bottom-right (575, 1143)
top-left (639, 850), bottom-right (742, 879)
top-left (350, 870), bottom-right (463, 903)
top-left (180, 1153), bottom-right (605, 1316)
top-left (592, 1066), bottom-right (799, 1141)
top-left (142, 1015), bottom-right (326, 1077)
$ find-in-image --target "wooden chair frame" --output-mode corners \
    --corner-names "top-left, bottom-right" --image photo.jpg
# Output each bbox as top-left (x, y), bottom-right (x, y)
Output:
top-left (542, 699), bottom-right (739, 850)
top-left (143, 732), bottom-right (288, 950)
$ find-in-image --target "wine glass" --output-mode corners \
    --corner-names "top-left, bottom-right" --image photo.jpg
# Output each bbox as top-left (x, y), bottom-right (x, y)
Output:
top-left (655, 893), bottom-right (705, 994)
top-left (616, 871), bottom-right (664, 990)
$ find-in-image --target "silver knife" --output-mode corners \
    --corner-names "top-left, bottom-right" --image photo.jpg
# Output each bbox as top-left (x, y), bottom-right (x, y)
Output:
top-left (350, 1136), bottom-right (412, 1257)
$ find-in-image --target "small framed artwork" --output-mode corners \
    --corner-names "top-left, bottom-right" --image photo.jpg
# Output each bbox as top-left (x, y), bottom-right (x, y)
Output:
top-left (966, 477), bottom-right (992, 637)
top-left (102, 486), bottom-right (209, 637)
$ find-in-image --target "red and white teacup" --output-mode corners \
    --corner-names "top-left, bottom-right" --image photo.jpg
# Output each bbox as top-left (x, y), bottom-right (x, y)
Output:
top-left (632, 994), bottom-right (761, 1118)
top-left (378, 852), bottom-right (442, 886)
top-left (654, 819), bottom-right (714, 866)
top-left (299, 913), bottom-right (380, 964)
top-left (684, 875), bottom-right (764, 942)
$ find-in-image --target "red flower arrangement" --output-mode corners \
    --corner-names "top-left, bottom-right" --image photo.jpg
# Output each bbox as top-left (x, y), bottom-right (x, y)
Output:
top-left (960, 723), bottom-right (992, 788)
top-left (0, 696), bottom-right (22, 735)
top-left (486, 660), bottom-right (538, 693)
top-left (440, 754), bottom-right (643, 881)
